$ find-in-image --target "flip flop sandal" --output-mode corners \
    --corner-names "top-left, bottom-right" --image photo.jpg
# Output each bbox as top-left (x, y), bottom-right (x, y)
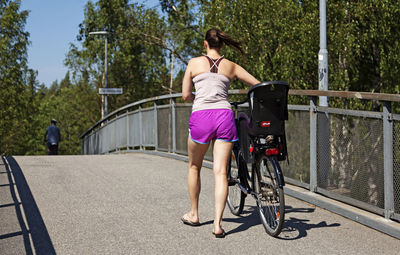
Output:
top-left (181, 216), bottom-right (201, 226)
top-left (212, 229), bottom-right (226, 238)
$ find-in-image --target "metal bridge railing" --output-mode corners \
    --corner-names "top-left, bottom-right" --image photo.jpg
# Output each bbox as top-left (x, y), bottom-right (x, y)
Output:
top-left (80, 89), bottom-right (400, 225)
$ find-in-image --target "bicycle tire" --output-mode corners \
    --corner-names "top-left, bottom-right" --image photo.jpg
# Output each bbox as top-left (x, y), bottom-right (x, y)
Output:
top-left (226, 147), bottom-right (246, 216)
top-left (253, 156), bottom-right (285, 237)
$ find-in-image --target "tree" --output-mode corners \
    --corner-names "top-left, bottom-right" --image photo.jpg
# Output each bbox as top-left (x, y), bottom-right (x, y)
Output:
top-left (328, 0), bottom-right (400, 95)
top-left (65, 0), bottom-right (170, 113)
top-left (30, 72), bottom-right (100, 155)
top-left (0, 0), bottom-right (33, 154)
top-left (198, 0), bottom-right (319, 93)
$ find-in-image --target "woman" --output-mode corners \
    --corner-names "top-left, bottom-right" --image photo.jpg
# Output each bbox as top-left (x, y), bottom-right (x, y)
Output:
top-left (181, 28), bottom-right (259, 238)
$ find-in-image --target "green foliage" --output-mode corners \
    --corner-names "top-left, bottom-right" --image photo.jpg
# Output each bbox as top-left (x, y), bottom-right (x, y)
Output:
top-left (0, 0), bottom-right (31, 154)
top-left (198, 0), bottom-right (400, 107)
top-left (65, 0), bottom-right (169, 112)
top-left (28, 73), bottom-right (99, 155)
top-left (198, 0), bottom-right (319, 92)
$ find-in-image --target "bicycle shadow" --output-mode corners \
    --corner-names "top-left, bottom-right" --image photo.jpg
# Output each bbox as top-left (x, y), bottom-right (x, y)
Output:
top-left (0, 156), bottom-right (56, 255)
top-left (278, 205), bottom-right (341, 240)
top-left (213, 204), bottom-right (340, 239)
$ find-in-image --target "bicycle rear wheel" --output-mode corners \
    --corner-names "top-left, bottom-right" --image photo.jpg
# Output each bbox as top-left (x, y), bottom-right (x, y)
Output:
top-left (226, 148), bottom-right (245, 216)
top-left (253, 156), bottom-right (285, 237)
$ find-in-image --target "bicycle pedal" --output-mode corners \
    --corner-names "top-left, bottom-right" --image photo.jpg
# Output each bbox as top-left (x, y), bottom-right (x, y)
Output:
top-left (228, 179), bottom-right (237, 186)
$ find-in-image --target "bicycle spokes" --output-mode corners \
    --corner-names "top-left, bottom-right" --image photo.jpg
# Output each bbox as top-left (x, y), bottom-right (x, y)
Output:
top-left (227, 149), bottom-right (246, 216)
top-left (255, 157), bottom-right (285, 236)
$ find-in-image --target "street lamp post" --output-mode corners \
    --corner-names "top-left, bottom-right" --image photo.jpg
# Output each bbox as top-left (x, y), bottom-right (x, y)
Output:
top-left (319, 0), bottom-right (328, 106)
top-left (89, 31), bottom-right (109, 118)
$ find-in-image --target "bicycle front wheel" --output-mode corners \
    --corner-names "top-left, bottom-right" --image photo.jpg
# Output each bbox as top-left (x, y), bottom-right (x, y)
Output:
top-left (253, 156), bottom-right (285, 237)
top-left (226, 149), bottom-right (245, 216)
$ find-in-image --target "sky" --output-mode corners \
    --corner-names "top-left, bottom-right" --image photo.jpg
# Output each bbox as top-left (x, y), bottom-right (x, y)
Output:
top-left (20, 0), bottom-right (160, 87)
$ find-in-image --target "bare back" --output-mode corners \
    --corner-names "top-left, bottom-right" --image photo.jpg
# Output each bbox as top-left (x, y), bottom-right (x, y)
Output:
top-left (182, 54), bottom-right (259, 103)
top-left (189, 56), bottom-right (237, 80)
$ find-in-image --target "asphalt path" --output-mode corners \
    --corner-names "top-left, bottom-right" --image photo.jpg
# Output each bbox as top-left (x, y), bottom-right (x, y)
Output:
top-left (1, 154), bottom-right (399, 254)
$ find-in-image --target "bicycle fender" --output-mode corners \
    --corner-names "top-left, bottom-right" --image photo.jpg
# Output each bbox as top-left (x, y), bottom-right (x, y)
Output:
top-left (238, 154), bottom-right (251, 190)
top-left (270, 157), bottom-right (285, 188)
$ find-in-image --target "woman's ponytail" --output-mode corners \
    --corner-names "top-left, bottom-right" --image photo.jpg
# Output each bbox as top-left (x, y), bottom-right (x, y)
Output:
top-left (205, 28), bottom-right (244, 55)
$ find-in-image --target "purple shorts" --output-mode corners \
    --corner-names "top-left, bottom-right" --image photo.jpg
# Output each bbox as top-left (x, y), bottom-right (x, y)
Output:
top-left (189, 109), bottom-right (238, 144)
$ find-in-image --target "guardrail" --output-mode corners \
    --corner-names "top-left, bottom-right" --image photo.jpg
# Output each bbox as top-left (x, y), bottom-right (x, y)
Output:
top-left (80, 88), bottom-right (400, 232)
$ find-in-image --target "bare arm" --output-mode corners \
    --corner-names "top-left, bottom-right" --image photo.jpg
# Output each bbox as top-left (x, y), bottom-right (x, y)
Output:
top-left (182, 59), bottom-right (195, 102)
top-left (234, 63), bottom-right (260, 86)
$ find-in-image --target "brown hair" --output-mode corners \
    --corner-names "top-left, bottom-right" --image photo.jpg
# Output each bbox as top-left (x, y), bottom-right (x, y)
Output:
top-left (205, 28), bottom-right (243, 54)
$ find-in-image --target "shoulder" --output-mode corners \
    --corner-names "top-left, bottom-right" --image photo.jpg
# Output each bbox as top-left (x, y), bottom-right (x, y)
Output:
top-left (219, 58), bottom-right (237, 71)
top-left (188, 56), bottom-right (207, 66)
top-left (219, 57), bottom-right (235, 66)
top-left (186, 56), bottom-right (208, 76)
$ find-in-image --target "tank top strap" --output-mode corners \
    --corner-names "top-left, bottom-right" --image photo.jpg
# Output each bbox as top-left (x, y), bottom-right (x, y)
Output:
top-left (203, 55), bottom-right (224, 73)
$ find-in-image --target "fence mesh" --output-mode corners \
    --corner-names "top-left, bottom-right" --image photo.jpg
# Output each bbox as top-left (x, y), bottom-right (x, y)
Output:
top-left (280, 110), bottom-right (310, 185)
top-left (394, 120), bottom-right (400, 215)
top-left (175, 105), bottom-right (191, 154)
top-left (317, 112), bottom-right (385, 210)
top-left (142, 109), bottom-right (156, 146)
top-left (115, 116), bottom-right (127, 148)
top-left (128, 112), bottom-right (140, 147)
top-left (88, 133), bottom-right (98, 154)
top-left (107, 121), bottom-right (116, 152)
top-left (157, 107), bottom-right (172, 151)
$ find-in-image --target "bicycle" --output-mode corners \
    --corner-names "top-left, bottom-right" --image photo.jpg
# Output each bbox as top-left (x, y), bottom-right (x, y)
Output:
top-left (227, 81), bottom-right (289, 237)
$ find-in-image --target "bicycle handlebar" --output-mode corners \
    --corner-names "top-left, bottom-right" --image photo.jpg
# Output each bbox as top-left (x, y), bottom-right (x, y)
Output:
top-left (230, 100), bottom-right (248, 109)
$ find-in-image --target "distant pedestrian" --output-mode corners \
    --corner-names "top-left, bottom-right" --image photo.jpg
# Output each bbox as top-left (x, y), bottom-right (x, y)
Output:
top-left (44, 119), bottom-right (61, 155)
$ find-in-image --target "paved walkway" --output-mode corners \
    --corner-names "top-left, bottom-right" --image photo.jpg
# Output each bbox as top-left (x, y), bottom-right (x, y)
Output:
top-left (1, 154), bottom-right (399, 254)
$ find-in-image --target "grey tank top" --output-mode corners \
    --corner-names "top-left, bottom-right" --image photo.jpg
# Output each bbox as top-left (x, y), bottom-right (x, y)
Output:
top-left (191, 56), bottom-right (231, 112)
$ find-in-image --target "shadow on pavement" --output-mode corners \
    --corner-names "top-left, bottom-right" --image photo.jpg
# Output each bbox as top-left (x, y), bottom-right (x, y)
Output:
top-left (199, 206), bottom-right (261, 234)
top-left (0, 156), bottom-right (56, 255)
top-left (279, 205), bottom-right (340, 240)
top-left (219, 204), bottom-right (340, 239)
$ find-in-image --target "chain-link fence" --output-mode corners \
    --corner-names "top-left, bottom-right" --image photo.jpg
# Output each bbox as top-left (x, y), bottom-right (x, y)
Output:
top-left (317, 111), bottom-right (385, 214)
top-left (282, 107), bottom-right (310, 188)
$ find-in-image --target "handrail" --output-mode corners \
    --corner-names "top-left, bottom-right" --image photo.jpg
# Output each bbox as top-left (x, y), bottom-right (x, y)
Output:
top-left (80, 89), bottom-right (400, 139)
top-left (290, 89), bottom-right (400, 102)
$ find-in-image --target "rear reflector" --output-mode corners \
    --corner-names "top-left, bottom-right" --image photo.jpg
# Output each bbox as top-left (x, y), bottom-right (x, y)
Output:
top-left (265, 148), bottom-right (279, 156)
top-left (260, 121), bottom-right (271, 127)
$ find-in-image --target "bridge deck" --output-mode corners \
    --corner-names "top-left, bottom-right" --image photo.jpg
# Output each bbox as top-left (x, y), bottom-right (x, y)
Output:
top-left (1, 154), bottom-right (399, 254)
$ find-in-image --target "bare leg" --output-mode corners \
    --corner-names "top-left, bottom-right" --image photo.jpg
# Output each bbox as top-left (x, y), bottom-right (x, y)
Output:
top-left (212, 140), bottom-right (233, 235)
top-left (182, 137), bottom-right (209, 224)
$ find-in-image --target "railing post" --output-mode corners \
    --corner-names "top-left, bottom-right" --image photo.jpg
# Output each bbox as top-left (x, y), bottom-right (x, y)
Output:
top-left (172, 98), bottom-right (176, 154)
top-left (81, 137), bottom-right (85, 155)
top-left (139, 105), bottom-right (143, 150)
top-left (383, 101), bottom-right (394, 219)
top-left (310, 96), bottom-right (318, 192)
top-left (154, 101), bottom-right (158, 150)
top-left (126, 109), bottom-right (130, 151)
